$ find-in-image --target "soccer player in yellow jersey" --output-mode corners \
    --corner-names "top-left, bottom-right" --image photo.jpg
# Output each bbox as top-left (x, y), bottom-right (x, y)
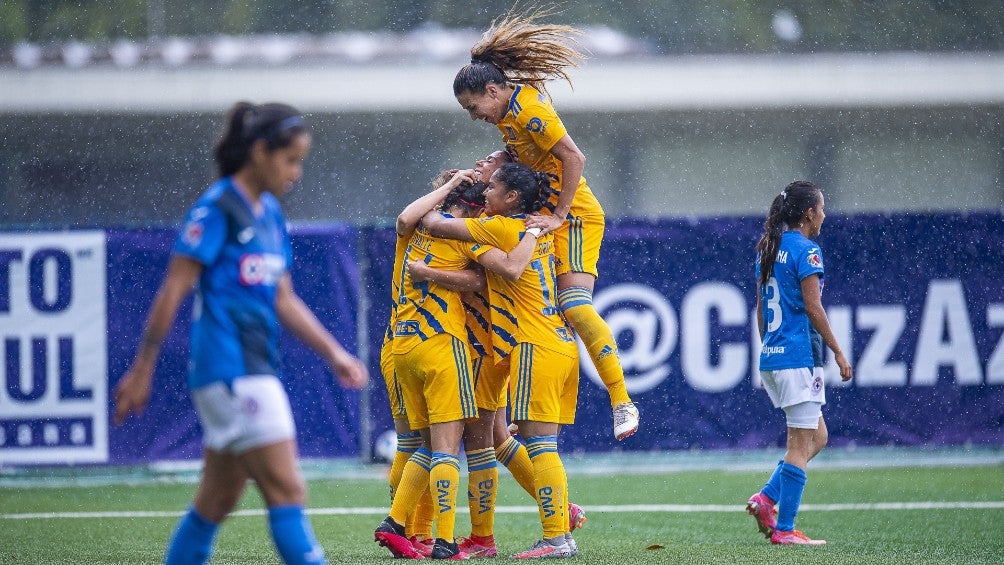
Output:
top-left (454, 7), bottom-right (639, 441)
top-left (377, 169), bottom-right (485, 556)
top-left (423, 162), bottom-right (581, 559)
top-left (376, 171), bottom-right (537, 560)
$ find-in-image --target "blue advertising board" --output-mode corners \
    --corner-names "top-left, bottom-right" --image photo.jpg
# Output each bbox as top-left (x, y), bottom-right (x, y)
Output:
top-left (1, 212), bottom-right (1001, 466)
top-left (362, 212), bottom-right (1004, 452)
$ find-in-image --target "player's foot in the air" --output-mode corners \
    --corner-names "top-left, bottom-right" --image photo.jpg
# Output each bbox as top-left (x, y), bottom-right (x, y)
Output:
top-left (568, 502), bottom-right (587, 532)
top-left (613, 402), bottom-right (640, 440)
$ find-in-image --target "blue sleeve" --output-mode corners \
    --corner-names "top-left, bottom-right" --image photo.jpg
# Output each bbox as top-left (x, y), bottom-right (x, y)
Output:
top-left (173, 203), bottom-right (226, 266)
top-left (795, 242), bottom-right (825, 282)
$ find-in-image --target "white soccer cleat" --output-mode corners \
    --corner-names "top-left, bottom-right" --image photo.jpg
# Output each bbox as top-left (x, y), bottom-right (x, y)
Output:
top-left (613, 402), bottom-right (639, 440)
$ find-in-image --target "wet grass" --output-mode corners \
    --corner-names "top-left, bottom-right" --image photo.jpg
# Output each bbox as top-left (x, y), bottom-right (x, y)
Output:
top-left (1, 465), bottom-right (1002, 564)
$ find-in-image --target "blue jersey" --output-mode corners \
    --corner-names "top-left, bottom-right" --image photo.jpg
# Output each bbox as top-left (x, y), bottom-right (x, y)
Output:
top-left (172, 177), bottom-right (293, 389)
top-left (756, 230), bottom-right (826, 371)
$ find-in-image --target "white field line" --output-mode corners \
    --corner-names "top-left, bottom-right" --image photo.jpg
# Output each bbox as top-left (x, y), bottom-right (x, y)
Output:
top-left (4, 501), bottom-right (1003, 520)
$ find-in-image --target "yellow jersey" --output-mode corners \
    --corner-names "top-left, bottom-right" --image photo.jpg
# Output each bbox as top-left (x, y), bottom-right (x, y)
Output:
top-left (463, 215), bottom-right (577, 360)
top-left (496, 84), bottom-right (604, 217)
top-left (462, 290), bottom-right (493, 360)
top-left (391, 217), bottom-right (472, 354)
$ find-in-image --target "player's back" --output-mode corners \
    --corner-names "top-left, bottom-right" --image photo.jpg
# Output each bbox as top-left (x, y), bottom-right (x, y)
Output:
top-left (391, 220), bottom-right (471, 354)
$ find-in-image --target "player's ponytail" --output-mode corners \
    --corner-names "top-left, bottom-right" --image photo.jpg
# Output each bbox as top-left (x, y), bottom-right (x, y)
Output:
top-left (454, 5), bottom-right (584, 97)
top-left (531, 171), bottom-right (553, 212)
top-left (756, 180), bottom-right (822, 287)
top-left (214, 102), bottom-right (307, 178)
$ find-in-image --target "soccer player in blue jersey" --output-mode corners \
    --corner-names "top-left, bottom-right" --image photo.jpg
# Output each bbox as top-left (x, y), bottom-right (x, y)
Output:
top-left (113, 102), bottom-right (368, 565)
top-left (747, 180), bottom-right (853, 546)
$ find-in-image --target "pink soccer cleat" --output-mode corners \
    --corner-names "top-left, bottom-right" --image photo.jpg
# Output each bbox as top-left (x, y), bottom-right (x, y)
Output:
top-left (771, 529), bottom-right (826, 546)
top-left (374, 516), bottom-right (424, 559)
top-left (458, 534), bottom-right (497, 558)
top-left (568, 502), bottom-right (587, 532)
top-left (746, 492), bottom-right (778, 539)
top-left (410, 536), bottom-right (435, 558)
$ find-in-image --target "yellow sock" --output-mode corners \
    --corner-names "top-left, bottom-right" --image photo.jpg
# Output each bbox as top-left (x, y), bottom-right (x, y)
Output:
top-left (496, 436), bottom-right (536, 499)
top-left (430, 452), bottom-right (461, 542)
top-left (389, 448), bottom-right (431, 528)
top-left (410, 486), bottom-right (434, 540)
top-left (526, 435), bottom-right (567, 539)
top-left (466, 448), bottom-right (498, 538)
top-left (559, 287), bottom-right (632, 407)
top-left (390, 431), bottom-right (422, 502)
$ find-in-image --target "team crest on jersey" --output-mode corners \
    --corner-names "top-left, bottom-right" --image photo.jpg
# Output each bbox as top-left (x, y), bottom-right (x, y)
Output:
top-left (555, 327), bottom-right (575, 342)
top-left (182, 221), bottom-right (204, 246)
top-left (504, 126), bottom-right (518, 142)
top-left (806, 250), bottom-right (822, 268)
top-left (526, 117), bottom-right (546, 134)
top-left (239, 253), bottom-right (285, 286)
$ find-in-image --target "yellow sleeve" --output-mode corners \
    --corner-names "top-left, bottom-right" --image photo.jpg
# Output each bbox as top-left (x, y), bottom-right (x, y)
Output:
top-left (512, 88), bottom-right (568, 152)
top-left (464, 216), bottom-right (507, 250)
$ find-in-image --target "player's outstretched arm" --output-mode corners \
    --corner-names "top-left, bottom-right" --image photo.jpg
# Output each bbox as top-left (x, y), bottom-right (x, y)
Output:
top-left (408, 262), bottom-right (487, 292)
top-left (397, 170), bottom-right (476, 237)
top-left (113, 256), bottom-right (202, 425)
top-left (475, 229), bottom-right (539, 281)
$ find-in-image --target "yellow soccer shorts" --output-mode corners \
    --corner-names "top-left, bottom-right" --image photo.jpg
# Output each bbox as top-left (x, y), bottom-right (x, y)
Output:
top-left (394, 333), bottom-right (478, 430)
top-left (553, 212), bottom-right (604, 278)
top-left (380, 340), bottom-right (407, 419)
top-left (472, 354), bottom-right (510, 412)
top-left (508, 343), bottom-right (580, 425)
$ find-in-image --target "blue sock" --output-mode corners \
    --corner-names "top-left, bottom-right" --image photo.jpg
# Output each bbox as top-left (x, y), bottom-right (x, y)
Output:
top-left (761, 460), bottom-right (784, 503)
top-left (776, 462), bottom-right (808, 532)
top-left (164, 507), bottom-right (218, 565)
top-left (268, 505), bottom-right (327, 565)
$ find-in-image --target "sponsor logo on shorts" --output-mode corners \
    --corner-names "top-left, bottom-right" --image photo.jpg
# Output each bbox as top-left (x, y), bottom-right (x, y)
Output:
top-left (242, 397), bottom-right (259, 416)
top-left (812, 375), bottom-right (824, 392)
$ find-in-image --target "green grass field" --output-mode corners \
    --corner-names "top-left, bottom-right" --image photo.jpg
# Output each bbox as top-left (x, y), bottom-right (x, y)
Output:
top-left (2, 462), bottom-right (1002, 564)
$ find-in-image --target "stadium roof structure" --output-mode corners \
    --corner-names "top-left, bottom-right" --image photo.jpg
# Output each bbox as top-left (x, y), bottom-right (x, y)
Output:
top-left (1, 30), bottom-right (1002, 113)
